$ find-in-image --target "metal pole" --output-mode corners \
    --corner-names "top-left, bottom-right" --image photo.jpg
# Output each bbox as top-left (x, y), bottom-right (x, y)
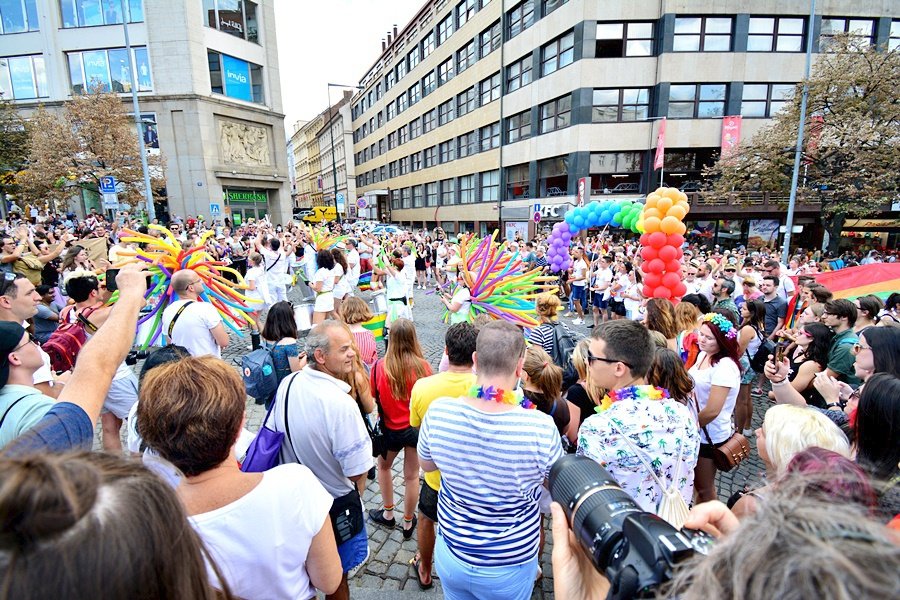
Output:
top-left (122, 15), bottom-right (155, 222)
top-left (783, 0), bottom-right (816, 258)
top-left (326, 85), bottom-right (341, 224)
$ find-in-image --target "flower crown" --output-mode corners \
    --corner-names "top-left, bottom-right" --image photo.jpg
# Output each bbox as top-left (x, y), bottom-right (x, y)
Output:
top-left (703, 313), bottom-right (738, 339)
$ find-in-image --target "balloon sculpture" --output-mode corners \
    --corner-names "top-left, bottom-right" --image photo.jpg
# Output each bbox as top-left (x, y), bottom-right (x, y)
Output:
top-left (638, 187), bottom-right (690, 300)
top-left (546, 199), bottom-right (645, 271)
top-left (114, 225), bottom-right (261, 348)
top-left (300, 223), bottom-right (346, 251)
top-left (440, 231), bottom-right (556, 328)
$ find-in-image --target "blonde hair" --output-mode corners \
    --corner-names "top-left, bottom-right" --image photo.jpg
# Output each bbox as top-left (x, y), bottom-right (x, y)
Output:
top-left (674, 301), bottom-right (701, 334)
top-left (571, 339), bottom-right (604, 405)
top-left (763, 405), bottom-right (850, 474)
top-left (341, 296), bottom-right (373, 325)
top-left (536, 293), bottom-right (561, 320)
top-left (523, 346), bottom-right (562, 399)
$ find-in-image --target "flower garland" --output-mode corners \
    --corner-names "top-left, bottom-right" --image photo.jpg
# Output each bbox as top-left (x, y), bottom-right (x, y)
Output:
top-left (469, 385), bottom-right (536, 410)
top-left (702, 312), bottom-right (738, 340)
top-left (595, 385), bottom-right (670, 413)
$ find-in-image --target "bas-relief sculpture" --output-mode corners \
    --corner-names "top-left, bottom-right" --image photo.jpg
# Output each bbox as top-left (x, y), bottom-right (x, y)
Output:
top-left (220, 121), bottom-right (271, 166)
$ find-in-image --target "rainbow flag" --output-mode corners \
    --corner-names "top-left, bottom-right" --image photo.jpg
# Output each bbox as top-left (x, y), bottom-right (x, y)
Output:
top-left (362, 312), bottom-right (386, 341)
top-left (357, 271), bottom-right (373, 291)
top-left (785, 263), bottom-right (900, 326)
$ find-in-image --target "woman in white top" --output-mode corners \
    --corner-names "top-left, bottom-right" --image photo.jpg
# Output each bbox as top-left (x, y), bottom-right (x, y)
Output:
top-left (310, 249), bottom-right (336, 324)
top-left (622, 268), bottom-right (644, 320)
top-left (439, 270), bottom-right (471, 324)
top-left (688, 312), bottom-right (742, 502)
top-left (243, 252), bottom-right (272, 350)
top-left (137, 356), bottom-right (342, 599)
top-left (374, 257), bottom-right (411, 331)
top-left (331, 247), bottom-right (350, 319)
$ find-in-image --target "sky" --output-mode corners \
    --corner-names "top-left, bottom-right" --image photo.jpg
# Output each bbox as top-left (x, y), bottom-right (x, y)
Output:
top-left (274, 0), bottom-right (425, 139)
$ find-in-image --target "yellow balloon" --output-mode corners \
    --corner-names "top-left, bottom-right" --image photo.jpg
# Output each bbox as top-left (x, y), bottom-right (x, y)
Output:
top-left (663, 187), bottom-right (681, 200)
top-left (656, 197), bottom-right (673, 212)
top-left (643, 207), bottom-right (662, 220)
top-left (660, 216), bottom-right (681, 235)
top-left (667, 204), bottom-right (688, 220)
top-left (645, 195), bottom-right (659, 208)
top-left (677, 191), bottom-right (689, 203)
top-left (676, 221), bottom-right (687, 235)
top-left (643, 216), bottom-right (661, 233)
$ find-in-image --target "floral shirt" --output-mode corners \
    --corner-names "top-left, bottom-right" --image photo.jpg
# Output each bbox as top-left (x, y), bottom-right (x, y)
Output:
top-left (576, 397), bottom-right (700, 514)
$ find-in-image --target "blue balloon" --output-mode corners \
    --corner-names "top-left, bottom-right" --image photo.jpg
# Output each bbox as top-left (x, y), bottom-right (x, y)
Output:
top-left (611, 213), bottom-right (622, 227)
top-left (599, 211), bottom-right (611, 226)
top-left (573, 216), bottom-right (585, 229)
top-left (564, 212), bottom-right (575, 224)
top-left (568, 223), bottom-right (579, 235)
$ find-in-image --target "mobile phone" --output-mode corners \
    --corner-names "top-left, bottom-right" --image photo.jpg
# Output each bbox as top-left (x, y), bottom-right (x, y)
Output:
top-left (105, 269), bottom-right (152, 292)
top-left (774, 340), bottom-right (786, 364)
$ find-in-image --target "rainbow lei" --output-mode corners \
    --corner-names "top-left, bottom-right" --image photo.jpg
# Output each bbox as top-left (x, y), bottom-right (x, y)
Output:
top-left (468, 385), bottom-right (536, 410)
top-left (702, 312), bottom-right (739, 340)
top-left (596, 385), bottom-right (670, 414)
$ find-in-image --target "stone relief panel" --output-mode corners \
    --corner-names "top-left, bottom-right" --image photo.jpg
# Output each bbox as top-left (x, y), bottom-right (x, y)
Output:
top-left (219, 120), bottom-right (272, 167)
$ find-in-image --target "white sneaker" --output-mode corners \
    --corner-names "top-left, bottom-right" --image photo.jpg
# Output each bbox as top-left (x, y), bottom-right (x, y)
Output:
top-left (347, 545), bottom-right (371, 579)
top-left (563, 312), bottom-right (572, 317)
top-left (573, 318), bottom-right (584, 325)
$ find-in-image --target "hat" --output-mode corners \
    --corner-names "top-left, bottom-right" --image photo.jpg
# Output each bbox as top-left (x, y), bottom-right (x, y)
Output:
top-left (0, 322), bottom-right (26, 388)
top-left (742, 277), bottom-right (757, 286)
top-left (336, 242), bottom-right (347, 249)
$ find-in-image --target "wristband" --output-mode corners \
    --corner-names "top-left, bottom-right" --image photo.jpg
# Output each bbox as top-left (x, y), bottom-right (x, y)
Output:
top-left (825, 401), bottom-right (845, 410)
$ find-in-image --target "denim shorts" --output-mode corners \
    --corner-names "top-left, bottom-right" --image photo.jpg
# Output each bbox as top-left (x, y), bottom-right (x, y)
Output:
top-left (418, 480), bottom-right (439, 522)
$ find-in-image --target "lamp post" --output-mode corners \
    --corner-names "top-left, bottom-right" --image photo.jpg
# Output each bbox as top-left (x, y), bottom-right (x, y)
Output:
top-left (122, 15), bottom-right (155, 222)
top-left (326, 83), bottom-right (363, 224)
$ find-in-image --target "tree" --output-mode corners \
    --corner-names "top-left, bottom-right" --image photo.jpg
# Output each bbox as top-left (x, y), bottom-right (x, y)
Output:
top-left (0, 94), bottom-right (29, 207)
top-left (16, 89), bottom-right (164, 212)
top-left (705, 36), bottom-right (900, 253)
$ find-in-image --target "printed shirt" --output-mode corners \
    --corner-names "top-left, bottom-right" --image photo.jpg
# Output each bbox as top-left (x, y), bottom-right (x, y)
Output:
top-left (577, 398), bottom-right (700, 514)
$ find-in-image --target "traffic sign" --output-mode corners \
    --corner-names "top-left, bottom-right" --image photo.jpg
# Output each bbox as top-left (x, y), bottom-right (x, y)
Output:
top-left (533, 203), bottom-right (541, 214)
top-left (99, 176), bottom-right (117, 194)
top-left (357, 197), bottom-right (367, 209)
top-left (210, 203), bottom-right (221, 216)
top-left (337, 193), bottom-right (345, 203)
top-left (102, 192), bottom-right (119, 210)
top-left (533, 211), bottom-right (541, 223)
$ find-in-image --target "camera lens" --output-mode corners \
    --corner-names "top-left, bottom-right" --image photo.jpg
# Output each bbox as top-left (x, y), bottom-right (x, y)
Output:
top-left (549, 455), bottom-right (642, 570)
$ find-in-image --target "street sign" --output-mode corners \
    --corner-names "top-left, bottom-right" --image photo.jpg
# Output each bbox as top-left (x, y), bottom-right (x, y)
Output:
top-left (533, 203), bottom-right (541, 214)
top-left (210, 203), bottom-right (221, 216)
top-left (357, 197), bottom-right (367, 209)
top-left (102, 192), bottom-right (118, 210)
top-left (532, 211), bottom-right (541, 223)
top-left (337, 193), bottom-right (345, 203)
top-left (99, 176), bottom-right (117, 194)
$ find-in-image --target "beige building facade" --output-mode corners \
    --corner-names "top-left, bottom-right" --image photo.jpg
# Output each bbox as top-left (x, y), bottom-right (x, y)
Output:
top-left (351, 0), bottom-right (899, 244)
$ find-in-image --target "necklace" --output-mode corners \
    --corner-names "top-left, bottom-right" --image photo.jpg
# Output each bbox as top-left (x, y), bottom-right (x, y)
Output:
top-left (468, 385), bottom-right (536, 410)
top-left (596, 385), bottom-right (670, 414)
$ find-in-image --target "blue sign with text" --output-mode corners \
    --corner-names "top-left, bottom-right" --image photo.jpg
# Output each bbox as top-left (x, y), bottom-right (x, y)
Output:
top-left (222, 54), bottom-right (251, 102)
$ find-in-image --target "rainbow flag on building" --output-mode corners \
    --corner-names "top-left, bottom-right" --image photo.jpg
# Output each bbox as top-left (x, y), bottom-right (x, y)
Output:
top-left (362, 312), bottom-right (386, 341)
top-left (785, 263), bottom-right (900, 326)
top-left (357, 271), bottom-right (373, 291)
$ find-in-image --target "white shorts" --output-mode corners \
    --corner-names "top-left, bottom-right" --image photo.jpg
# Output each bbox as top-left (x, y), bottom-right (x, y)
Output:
top-left (314, 292), bottom-right (335, 313)
top-left (102, 372), bottom-right (139, 419)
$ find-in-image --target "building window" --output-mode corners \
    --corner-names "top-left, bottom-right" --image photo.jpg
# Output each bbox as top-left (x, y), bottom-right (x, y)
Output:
top-left (413, 184), bottom-right (424, 207)
top-left (422, 71), bottom-right (436, 96)
top-left (592, 88), bottom-right (650, 122)
top-left (542, 0), bottom-right (567, 17)
top-left (539, 95), bottom-right (572, 132)
top-left (457, 131), bottom-right (477, 158)
top-left (457, 86), bottom-right (476, 117)
top-left (439, 139), bottom-right (455, 163)
top-left (398, 124), bottom-right (409, 144)
top-left (408, 46), bottom-right (420, 71)
top-left (397, 93), bottom-right (408, 114)
top-left (741, 83), bottom-right (794, 117)
top-left (401, 187), bottom-right (411, 209)
top-left (0, 55), bottom-right (47, 99)
top-left (409, 81), bottom-right (421, 105)
top-left (386, 101), bottom-right (396, 121)
top-left (409, 118), bottom-right (422, 139)
top-left (438, 57), bottom-right (454, 86)
top-left (59, 0), bottom-right (144, 29)
top-left (506, 55), bottom-right (533, 92)
top-left (539, 156), bottom-right (568, 195)
top-left (438, 99), bottom-right (454, 125)
top-left (479, 122), bottom-right (500, 151)
top-left (596, 21), bottom-right (654, 57)
top-left (70, 46), bottom-right (153, 94)
top-left (459, 174), bottom-right (476, 203)
top-left (399, 156), bottom-right (410, 175)
top-left (201, 0), bottom-right (257, 43)
top-left (377, 111), bottom-right (383, 127)
top-left (747, 17), bottom-right (805, 52)
top-left (668, 83), bottom-right (727, 118)
top-left (424, 145), bottom-right (436, 167)
top-left (390, 189), bottom-right (400, 210)
top-left (673, 16), bottom-right (733, 52)
top-left (411, 152), bottom-right (422, 172)
top-left (440, 178), bottom-right (455, 204)
top-left (389, 160), bottom-right (398, 177)
top-left (506, 163), bottom-right (530, 199)
top-left (457, 40), bottom-right (476, 74)
top-left (479, 72), bottom-right (500, 105)
top-left (387, 131), bottom-right (397, 149)
top-left (396, 59), bottom-right (407, 81)
top-left (378, 139), bottom-right (385, 154)
top-left (386, 69), bottom-right (396, 90)
top-left (423, 108), bottom-right (436, 132)
top-left (507, 0), bottom-right (534, 39)
top-left (480, 20), bottom-right (501, 58)
top-left (480, 170), bottom-right (499, 202)
top-left (541, 30), bottom-right (575, 76)
top-left (457, 0), bottom-right (476, 27)
top-left (423, 31), bottom-right (436, 58)
top-left (506, 110), bottom-right (531, 143)
top-left (438, 14), bottom-right (454, 44)
top-left (820, 17), bottom-right (875, 48)
top-left (426, 181), bottom-right (438, 206)
top-left (0, 0), bottom-right (39, 33)
top-left (890, 20), bottom-right (900, 51)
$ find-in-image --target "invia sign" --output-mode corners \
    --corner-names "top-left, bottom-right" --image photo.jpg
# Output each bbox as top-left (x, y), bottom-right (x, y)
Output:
top-left (222, 54), bottom-right (252, 102)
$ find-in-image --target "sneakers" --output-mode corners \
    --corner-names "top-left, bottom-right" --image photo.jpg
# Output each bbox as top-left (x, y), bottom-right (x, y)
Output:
top-left (573, 318), bottom-right (584, 325)
top-left (742, 428), bottom-right (755, 437)
top-left (563, 311), bottom-right (572, 317)
top-left (347, 545), bottom-right (371, 579)
top-left (368, 508), bottom-right (396, 528)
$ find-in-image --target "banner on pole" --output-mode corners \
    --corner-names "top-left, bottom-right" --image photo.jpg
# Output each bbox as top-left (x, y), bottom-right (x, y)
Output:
top-left (653, 118), bottom-right (667, 170)
top-left (576, 177), bottom-right (591, 207)
top-left (720, 115), bottom-right (742, 158)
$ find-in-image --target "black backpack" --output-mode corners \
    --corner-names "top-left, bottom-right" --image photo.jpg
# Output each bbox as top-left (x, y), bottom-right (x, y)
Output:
top-left (549, 322), bottom-right (579, 389)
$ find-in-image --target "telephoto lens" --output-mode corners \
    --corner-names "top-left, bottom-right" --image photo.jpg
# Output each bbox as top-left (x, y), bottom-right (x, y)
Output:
top-left (549, 455), bottom-right (713, 600)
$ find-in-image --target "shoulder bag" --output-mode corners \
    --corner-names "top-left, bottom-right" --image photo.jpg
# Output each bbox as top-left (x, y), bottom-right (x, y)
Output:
top-left (692, 395), bottom-right (750, 472)
top-left (239, 372), bottom-right (297, 472)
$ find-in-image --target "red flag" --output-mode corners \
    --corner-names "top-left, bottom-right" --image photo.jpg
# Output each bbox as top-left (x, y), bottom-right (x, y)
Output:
top-left (720, 115), bottom-right (742, 157)
top-left (653, 118), bottom-right (666, 170)
top-left (803, 115), bottom-right (825, 165)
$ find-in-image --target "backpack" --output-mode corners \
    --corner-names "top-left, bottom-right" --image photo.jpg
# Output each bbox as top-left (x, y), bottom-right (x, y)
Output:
top-left (748, 328), bottom-right (776, 374)
top-left (42, 305), bottom-right (98, 372)
top-left (549, 322), bottom-right (579, 389)
top-left (241, 347), bottom-right (278, 403)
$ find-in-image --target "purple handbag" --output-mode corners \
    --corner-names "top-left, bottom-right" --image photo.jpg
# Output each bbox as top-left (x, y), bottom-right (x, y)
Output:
top-left (240, 373), bottom-right (297, 472)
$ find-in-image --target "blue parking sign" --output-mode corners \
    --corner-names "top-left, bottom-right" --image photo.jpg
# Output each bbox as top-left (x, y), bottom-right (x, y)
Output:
top-left (99, 176), bottom-right (117, 194)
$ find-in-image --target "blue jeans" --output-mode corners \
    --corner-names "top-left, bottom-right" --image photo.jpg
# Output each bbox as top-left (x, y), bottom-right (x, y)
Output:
top-left (434, 533), bottom-right (538, 600)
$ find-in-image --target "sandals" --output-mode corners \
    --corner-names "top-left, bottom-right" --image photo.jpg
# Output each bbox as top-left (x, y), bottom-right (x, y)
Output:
top-left (410, 556), bottom-right (434, 590)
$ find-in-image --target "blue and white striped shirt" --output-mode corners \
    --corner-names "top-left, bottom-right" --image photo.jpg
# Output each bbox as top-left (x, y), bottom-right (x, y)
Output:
top-left (418, 396), bottom-right (564, 566)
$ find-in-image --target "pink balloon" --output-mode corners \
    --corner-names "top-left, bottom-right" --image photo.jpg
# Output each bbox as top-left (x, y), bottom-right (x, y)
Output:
top-left (646, 258), bottom-right (666, 274)
top-left (640, 246), bottom-right (658, 261)
top-left (653, 286), bottom-right (672, 299)
top-left (643, 273), bottom-right (662, 288)
top-left (667, 234), bottom-right (685, 248)
top-left (658, 246), bottom-right (678, 262)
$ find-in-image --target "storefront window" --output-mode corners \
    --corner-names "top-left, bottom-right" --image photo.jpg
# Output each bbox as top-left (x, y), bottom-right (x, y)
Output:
top-left (203, 0), bottom-right (258, 43)
top-left (0, 55), bottom-right (47, 99)
top-left (208, 50), bottom-right (263, 103)
top-left (67, 46), bottom-right (152, 93)
top-left (59, 0), bottom-right (144, 28)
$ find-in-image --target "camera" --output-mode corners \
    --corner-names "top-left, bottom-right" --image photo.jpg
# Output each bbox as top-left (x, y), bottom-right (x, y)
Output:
top-left (125, 349), bottom-right (151, 366)
top-left (549, 455), bottom-right (713, 600)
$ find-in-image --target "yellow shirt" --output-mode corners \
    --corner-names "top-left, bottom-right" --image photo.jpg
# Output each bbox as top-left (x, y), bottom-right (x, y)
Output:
top-left (409, 370), bottom-right (476, 491)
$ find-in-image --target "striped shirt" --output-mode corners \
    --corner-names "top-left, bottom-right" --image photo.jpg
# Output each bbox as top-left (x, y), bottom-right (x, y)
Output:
top-left (352, 329), bottom-right (378, 369)
top-left (418, 397), bottom-right (564, 567)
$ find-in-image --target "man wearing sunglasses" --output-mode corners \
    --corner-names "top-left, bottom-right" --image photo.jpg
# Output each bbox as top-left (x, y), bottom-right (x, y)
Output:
top-left (0, 323), bottom-right (54, 448)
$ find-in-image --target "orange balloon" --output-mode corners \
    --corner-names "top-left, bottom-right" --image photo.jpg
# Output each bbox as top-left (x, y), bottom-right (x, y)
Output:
top-left (676, 221), bottom-right (687, 235)
top-left (656, 197), bottom-right (673, 212)
top-left (643, 216), bottom-right (661, 233)
top-left (660, 215), bottom-right (681, 235)
top-left (677, 191), bottom-right (689, 203)
top-left (663, 188), bottom-right (681, 201)
top-left (667, 204), bottom-right (688, 220)
top-left (643, 207), bottom-right (662, 220)
top-left (645, 195), bottom-right (660, 208)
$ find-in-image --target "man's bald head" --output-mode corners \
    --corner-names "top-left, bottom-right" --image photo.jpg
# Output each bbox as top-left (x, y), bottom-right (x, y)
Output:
top-left (172, 270), bottom-right (199, 294)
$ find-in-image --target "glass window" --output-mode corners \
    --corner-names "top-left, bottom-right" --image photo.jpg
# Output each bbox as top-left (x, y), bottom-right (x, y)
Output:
top-left (479, 122), bottom-right (500, 151)
top-left (506, 163), bottom-right (530, 199)
top-left (390, 189), bottom-right (400, 210)
top-left (399, 156), bottom-right (410, 175)
top-left (596, 21), bottom-right (654, 57)
top-left (409, 117), bottom-right (422, 139)
top-left (820, 17), bottom-right (875, 48)
top-left (438, 99), bottom-right (454, 125)
top-left (389, 160), bottom-right (398, 177)
top-left (397, 92), bottom-right (408, 113)
top-left (668, 83), bottom-right (726, 118)
top-left (387, 131), bottom-right (397, 150)
top-left (457, 0), bottom-right (476, 28)
top-left (58, 0), bottom-right (144, 29)
top-left (890, 20), bottom-right (900, 51)
top-left (386, 69), bottom-right (396, 90)
top-left (479, 20), bottom-right (500, 57)
top-left (439, 139), bottom-right (455, 163)
top-left (457, 131), bottom-right (476, 158)
top-left (592, 88), bottom-right (650, 122)
top-left (748, 17), bottom-right (805, 52)
top-left (401, 187), bottom-right (411, 209)
top-left (459, 174), bottom-right (475, 203)
top-left (201, 0), bottom-right (258, 43)
top-left (0, 55), bottom-right (47, 99)
top-left (440, 178), bottom-right (455, 204)
top-left (541, 30), bottom-right (575, 76)
top-left (741, 82), bottom-right (794, 117)
top-left (590, 152), bottom-right (643, 173)
top-left (1, 0), bottom-right (39, 33)
top-left (457, 86), bottom-right (476, 117)
top-left (398, 124), bottom-right (409, 144)
top-left (438, 57), bottom-right (454, 86)
top-left (386, 101), bottom-right (396, 121)
top-left (480, 170), bottom-right (499, 202)
top-left (422, 70), bottom-right (436, 96)
top-left (506, 110), bottom-right (531, 143)
top-left (426, 181), bottom-right (438, 206)
top-left (396, 58), bottom-right (407, 81)
top-left (507, 0), bottom-right (534, 39)
top-left (423, 31), bottom-right (436, 58)
top-left (408, 47), bottom-right (420, 71)
top-left (506, 54), bottom-right (533, 92)
top-left (457, 40), bottom-right (476, 74)
top-left (673, 16), bottom-right (732, 52)
top-left (438, 14), bottom-right (454, 44)
top-left (411, 152), bottom-right (422, 172)
top-left (540, 95), bottom-right (571, 133)
top-left (479, 71), bottom-right (500, 105)
top-left (424, 145), bottom-right (436, 167)
top-left (413, 184), bottom-right (424, 207)
top-left (423, 108), bottom-right (436, 133)
top-left (68, 46), bottom-right (152, 94)
top-left (409, 81), bottom-right (421, 105)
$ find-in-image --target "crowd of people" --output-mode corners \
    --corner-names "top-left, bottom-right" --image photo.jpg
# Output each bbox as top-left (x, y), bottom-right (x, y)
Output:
top-left (0, 206), bottom-right (898, 600)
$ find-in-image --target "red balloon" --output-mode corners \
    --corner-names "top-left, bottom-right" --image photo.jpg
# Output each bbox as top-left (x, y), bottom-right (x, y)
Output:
top-left (675, 247), bottom-right (684, 260)
top-left (640, 246), bottom-right (658, 261)
top-left (640, 233), bottom-right (650, 246)
top-left (646, 258), bottom-right (666, 274)
top-left (658, 246), bottom-right (678, 262)
top-left (643, 273), bottom-right (662, 288)
top-left (648, 232), bottom-right (667, 249)
top-left (667, 234), bottom-right (685, 248)
top-left (665, 260), bottom-right (681, 273)
top-left (662, 272), bottom-right (681, 289)
top-left (673, 282), bottom-right (688, 298)
top-left (653, 286), bottom-right (672, 299)
top-left (642, 285), bottom-right (654, 298)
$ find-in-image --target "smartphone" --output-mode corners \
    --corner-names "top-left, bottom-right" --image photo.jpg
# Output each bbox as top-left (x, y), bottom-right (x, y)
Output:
top-left (774, 340), bottom-right (786, 364)
top-left (105, 269), bottom-right (153, 292)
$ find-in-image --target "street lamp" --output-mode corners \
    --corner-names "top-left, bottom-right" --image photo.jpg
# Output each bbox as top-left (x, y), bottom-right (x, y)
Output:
top-left (326, 83), bottom-right (363, 224)
top-left (122, 15), bottom-right (155, 221)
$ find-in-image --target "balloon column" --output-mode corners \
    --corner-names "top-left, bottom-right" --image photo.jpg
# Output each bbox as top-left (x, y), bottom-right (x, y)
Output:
top-left (638, 187), bottom-right (690, 300)
top-left (545, 199), bottom-right (645, 271)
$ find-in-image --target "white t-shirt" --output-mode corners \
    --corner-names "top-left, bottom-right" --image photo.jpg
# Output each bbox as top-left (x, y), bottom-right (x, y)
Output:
top-left (346, 248), bottom-right (361, 285)
top-left (190, 464), bottom-right (333, 600)
top-left (312, 266), bottom-right (335, 294)
top-left (449, 287), bottom-right (471, 324)
top-left (402, 254), bottom-right (416, 283)
top-left (332, 263), bottom-right (349, 297)
top-left (571, 259), bottom-right (588, 287)
top-left (688, 353), bottom-right (740, 444)
top-left (593, 267), bottom-right (612, 299)
top-left (624, 282), bottom-right (642, 317)
top-left (161, 299), bottom-right (223, 358)
top-left (244, 265), bottom-right (272, 306)
top-left (776, 275), bottom-right (796, 301)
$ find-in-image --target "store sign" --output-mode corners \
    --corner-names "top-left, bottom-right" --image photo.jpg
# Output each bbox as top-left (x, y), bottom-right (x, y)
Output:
top-left (539, 203), bottom-right (572, 219)
top-left (222, 54), bottom-right (251, 101)
top-left (226, 190), bottom-right (267, 203)
top-left (844, 218), bottom-right (900, 228)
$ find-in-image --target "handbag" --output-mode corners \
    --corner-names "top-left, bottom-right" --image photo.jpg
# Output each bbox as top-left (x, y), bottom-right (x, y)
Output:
top-left (240, 371), bottom-right (297, 472)
top-left (692, 395), bottom-right (751, 473)
top-left (368, 362), bottom-right (389, 459)
top-left (748, 327), bottom-right (775, 373)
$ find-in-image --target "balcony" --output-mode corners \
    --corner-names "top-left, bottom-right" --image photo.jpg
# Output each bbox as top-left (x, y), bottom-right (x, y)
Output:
top-left (684, 191), bottom-right (823, 216)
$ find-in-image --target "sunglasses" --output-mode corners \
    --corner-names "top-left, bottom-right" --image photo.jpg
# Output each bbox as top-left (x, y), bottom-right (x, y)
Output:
top-left (851, 342), bottom-right (871, 354)
top-left (587, 350), bottom-right (632, 369)
top-left (12, 333), bottom-right (36, 352)
top-left (0, 272), bottom-right (19, 296)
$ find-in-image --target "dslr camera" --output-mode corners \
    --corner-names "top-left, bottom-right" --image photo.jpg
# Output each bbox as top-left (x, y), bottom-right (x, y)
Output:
top-left (549, 455), bottom-right (713, 600)
top-left (125, 349), bottom-right (151, 366)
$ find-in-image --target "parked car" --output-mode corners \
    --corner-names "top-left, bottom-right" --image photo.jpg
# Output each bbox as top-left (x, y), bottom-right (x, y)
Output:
top-left (611, 182), bottom-right (640, 193)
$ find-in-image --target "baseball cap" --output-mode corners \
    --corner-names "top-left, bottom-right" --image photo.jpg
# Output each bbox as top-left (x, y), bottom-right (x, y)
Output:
top-left (0, 321), bottom-right (27, 388)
